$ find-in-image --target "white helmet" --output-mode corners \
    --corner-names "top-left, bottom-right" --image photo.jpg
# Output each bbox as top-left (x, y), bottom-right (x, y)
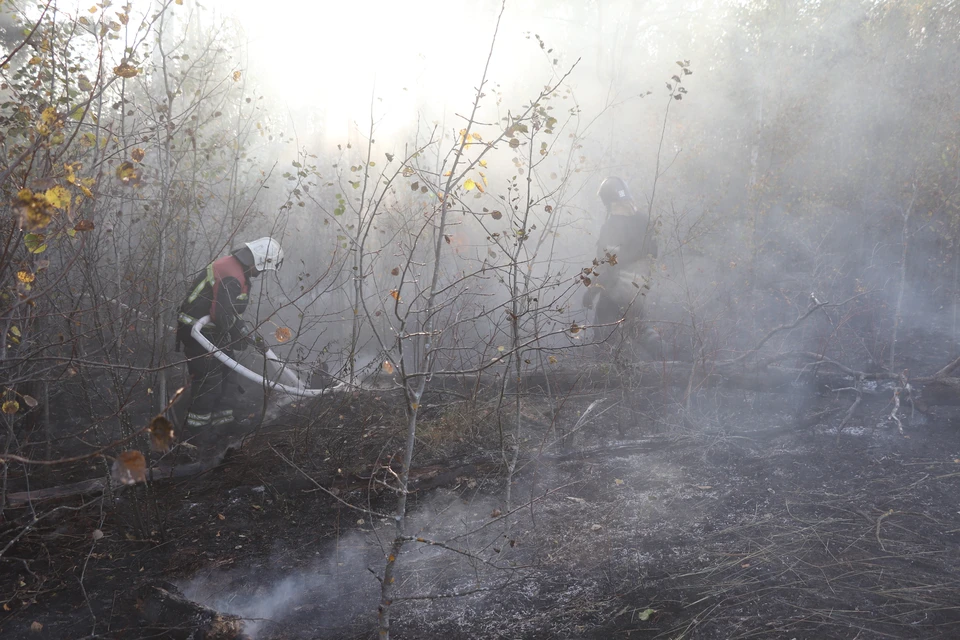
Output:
top-left (244, 237), bottom-right (284, 272)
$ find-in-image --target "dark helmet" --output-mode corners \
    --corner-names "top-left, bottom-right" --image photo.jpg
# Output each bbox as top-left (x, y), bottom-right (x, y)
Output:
top-left (598, 176), bottom-right (634, 210)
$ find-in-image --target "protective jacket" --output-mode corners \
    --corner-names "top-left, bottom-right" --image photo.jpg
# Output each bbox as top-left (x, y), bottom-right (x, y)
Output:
top-left (584, 208), bottom-right (656, 313)
top-left (596, 213), bottom-right (657, 267)
top-left (177, 255), bottom-right (251, 344)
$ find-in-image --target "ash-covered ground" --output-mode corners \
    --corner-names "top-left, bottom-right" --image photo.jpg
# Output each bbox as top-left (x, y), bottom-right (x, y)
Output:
top-left (4, 368), bottom-right (960, 640)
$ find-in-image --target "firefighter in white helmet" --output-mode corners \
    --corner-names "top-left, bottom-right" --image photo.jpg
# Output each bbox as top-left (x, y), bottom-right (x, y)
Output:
top-left (176, 237), bottom-right (284, 442)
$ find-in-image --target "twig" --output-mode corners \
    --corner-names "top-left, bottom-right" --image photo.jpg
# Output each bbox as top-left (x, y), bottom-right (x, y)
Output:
top-left (268, 443), bottom-right (389, 518)
top-left (875, 509), bottom-right (895, 552)
top-left (889, 388), bottom-right (904, 435)
top-left (724, 301), bottom-right (829, 365)
top-left (0, 499), bottom-right (102, 560)
top-left (723, 292), bottom-right (872, 366)
top-left (836, 381), bottom-right (862, 443)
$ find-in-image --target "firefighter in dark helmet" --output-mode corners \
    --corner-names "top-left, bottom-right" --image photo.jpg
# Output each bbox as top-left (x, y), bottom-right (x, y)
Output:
top-left (176, 237), bottom-right (283, 439)
top-left (582, 177), bottom-right (659, 356)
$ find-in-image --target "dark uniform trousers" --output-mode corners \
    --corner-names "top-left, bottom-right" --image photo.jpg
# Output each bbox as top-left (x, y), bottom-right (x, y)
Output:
top-left (177, 323), bottom-right (240, 429)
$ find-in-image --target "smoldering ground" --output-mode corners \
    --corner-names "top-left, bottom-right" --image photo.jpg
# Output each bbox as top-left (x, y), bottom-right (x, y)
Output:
top-left (178, 488), bottom-right (538, 637)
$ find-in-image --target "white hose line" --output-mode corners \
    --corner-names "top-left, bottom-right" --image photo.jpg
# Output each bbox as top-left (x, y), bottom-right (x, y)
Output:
top-left (190, 315), bottom-right (348, 397)
top-left (262, 347), bottom-right (305, 387)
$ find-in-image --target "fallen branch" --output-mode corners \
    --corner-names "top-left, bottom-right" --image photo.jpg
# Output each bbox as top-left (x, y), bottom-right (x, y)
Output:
top-left (137, 581), bottom-right (249, 640)
top-left (5, 436), bottom-right (241, 508)
top-left (890, 388), bottom-right (904, 435)
top-left (835, 383), bottom-right (863, 440)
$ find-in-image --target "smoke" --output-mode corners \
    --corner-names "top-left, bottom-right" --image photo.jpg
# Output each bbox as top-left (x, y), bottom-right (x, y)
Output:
top-left (179, 524), bottom-right (379, 637)
top-left (179, 488), bottom-right (512, 638)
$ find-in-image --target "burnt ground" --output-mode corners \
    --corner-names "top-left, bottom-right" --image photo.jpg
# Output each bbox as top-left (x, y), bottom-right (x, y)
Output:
top-left (3, 354), bottom-right (960, 639)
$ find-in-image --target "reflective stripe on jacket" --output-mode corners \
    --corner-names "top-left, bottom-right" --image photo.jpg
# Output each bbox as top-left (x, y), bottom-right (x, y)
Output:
top-left (178, 255), bottom-right (250, 335)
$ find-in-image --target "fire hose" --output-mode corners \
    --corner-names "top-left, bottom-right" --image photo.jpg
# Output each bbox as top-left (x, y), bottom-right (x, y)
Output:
top-left (190, 315), bottom-right (348, 397)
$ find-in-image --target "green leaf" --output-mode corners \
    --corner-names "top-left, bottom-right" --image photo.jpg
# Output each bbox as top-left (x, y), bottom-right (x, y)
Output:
top-left (24, 233), bottom-right (47, 254)
top-left (637, 608), bottom-right (656, 621)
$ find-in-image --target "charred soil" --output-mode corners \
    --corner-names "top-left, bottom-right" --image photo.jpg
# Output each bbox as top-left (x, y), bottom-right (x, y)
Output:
top-left (3, 373), bottom-right (960, 639)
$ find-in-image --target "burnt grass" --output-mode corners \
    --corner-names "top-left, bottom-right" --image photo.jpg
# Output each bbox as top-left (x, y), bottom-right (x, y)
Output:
top-left (4, 360), bottom-right (960, 639)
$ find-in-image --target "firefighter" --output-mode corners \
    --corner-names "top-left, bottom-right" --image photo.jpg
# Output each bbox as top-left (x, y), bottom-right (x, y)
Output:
top-left (582, 176), bottom-right (659, 357)
top-left (176, 237), bottom-right (283, 439)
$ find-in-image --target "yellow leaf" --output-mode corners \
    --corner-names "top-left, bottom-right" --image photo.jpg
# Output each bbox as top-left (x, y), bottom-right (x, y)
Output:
top-left (16, 188), bottom-right (54, 231)
top-left (130, 147), bottom-right (145, 162)
top-left (478, 159), bottom-right (488, 168)
top-left (383, 360), bottom-right (395, 374)
top-left (79, 183), bottom-right (94, 198)
top-left (471, 132), bottom-right (482, 141)
top-left (113, 63), bottom-right (139, 79)
top-left (16, 270), bottom-right (35, 284)
top-left (44, 185), bottom-right (71, 210)
top-left (2, 400), bottom-right (19, 414)
top-left (28, 56), bottom-right (40, 65)
top-left (464, 179), bottom-right (476, 191)
top-left (232, 70), bottom-right (241, 82)
top-left (115, 161), bottom-right (140, 185)
top-left (548, 355), bottom-right (558, 364)
top-left (175, 0), bottom-right (183, 4)
top-left (389, 289), bottom-right (400, 302)
top-left (275, 327), bottom-right (292, 343)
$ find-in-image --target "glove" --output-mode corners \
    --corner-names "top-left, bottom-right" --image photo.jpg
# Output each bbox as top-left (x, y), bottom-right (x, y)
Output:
top-left (245, 333), bottom-right (267, 353)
